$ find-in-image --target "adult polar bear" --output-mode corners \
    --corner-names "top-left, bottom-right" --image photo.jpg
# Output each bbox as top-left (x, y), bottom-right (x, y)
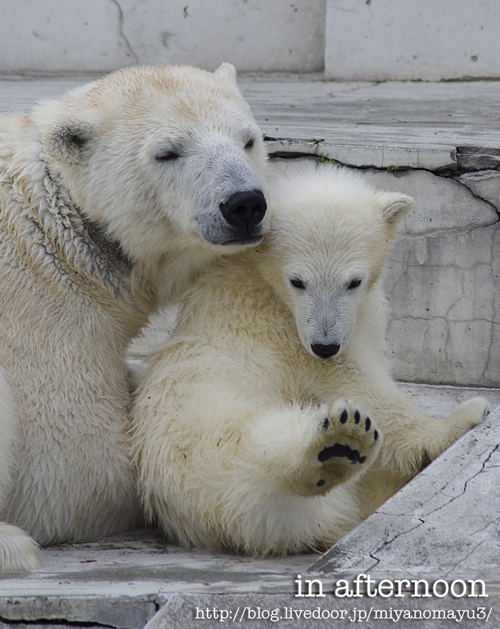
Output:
top-left (132, 162), bottom-right (489, 556)
top-left (0, 63), bottom-right (268, 572)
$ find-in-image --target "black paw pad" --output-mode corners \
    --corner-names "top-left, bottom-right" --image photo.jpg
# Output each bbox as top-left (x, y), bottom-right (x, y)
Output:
top-left (340, 410), bottom-right (348, 424)
top-left (354, 410), bottom-right (360, 424)
top-left (317, 479), bottom-right (325, 487)
top-left (374, 430), bottom-right (379, 441)
top-left (322, 417), bottom-right (330, 430)
top-left (318, 443), bottom-right (361, 463)
top-left (365, 417), bottom-right (371, 431)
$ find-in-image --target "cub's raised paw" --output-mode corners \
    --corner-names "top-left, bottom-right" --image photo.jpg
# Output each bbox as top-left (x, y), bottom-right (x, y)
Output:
top-left (292, 399), bottom-right (381, 497)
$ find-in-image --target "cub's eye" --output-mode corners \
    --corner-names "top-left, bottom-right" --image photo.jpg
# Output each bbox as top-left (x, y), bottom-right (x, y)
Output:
top-left (244, 138), bottom-right (255, 150)
top-left (156, 151), bottom-right (180, 162)
top-left (347, 278), bottom-right (362, 290)
top-left (290, 278), bottom-right (306, 289)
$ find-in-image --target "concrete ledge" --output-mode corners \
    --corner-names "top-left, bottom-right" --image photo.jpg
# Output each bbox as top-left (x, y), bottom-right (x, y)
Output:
top-left (240, 78), bottom-right (500, 170)
top-left (3, 76), bottom-right (500, 169)
top-left (146, 589), bottom-right (500, 628)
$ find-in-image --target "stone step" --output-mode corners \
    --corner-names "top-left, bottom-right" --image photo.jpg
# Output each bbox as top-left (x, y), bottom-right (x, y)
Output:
top-left (3, 76), bottom-right (500, 168)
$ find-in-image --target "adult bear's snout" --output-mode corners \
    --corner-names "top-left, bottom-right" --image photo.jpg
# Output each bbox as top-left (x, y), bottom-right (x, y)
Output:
top-left (220, 189), bottom-right (267, 228)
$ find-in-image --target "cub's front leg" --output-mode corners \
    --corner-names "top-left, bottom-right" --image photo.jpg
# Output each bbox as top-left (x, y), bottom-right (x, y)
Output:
top-left (255, 399), bottom-right (381, 497)
top-left (372, 388), bottom-right (490, 475)
top-left (347, 378), bottom-right (490, 516)
top-left (433, 396), bottom-right (491, 458)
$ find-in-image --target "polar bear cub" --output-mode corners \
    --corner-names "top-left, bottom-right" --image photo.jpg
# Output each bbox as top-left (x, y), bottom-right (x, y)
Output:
top-left (132, 162), bottom-right (489, 556)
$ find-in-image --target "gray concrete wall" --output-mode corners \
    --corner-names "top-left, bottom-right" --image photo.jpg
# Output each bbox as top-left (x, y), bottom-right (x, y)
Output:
top-left (325, 0), bottom-right (500, 81)
top-left (4, 1), bottom-right (500, 79)
top-left (0, 0), bottom-right (325, 74)
top-left (364, 168), bottom-right (500, 387)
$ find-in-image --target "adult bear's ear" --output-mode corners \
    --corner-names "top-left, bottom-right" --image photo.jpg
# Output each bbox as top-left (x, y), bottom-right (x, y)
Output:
top-left (43, 117), bottom-right (96, 165)
top-left (379, 191), bottom-right (414, 226)
top-left (214, 62), bottom-right (238, 87)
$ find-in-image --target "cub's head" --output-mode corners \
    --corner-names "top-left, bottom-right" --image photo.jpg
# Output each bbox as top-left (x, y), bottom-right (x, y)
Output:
top-left (260, 162), bottom-right (413, 359)
top-left (32, 63), bottom-right (268, 263)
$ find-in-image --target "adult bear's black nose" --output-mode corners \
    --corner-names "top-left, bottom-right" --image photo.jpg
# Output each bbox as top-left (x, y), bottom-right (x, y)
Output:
top-left (220, 189), bottom-right (267, 228)
top-left (311, 344), bottom-right (340, 359)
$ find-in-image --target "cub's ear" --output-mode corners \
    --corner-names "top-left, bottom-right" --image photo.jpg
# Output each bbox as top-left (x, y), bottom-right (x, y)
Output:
top-left (378, 191), bottom-right (414, 226)
top-left (214, 62), bottom-right (238, 87)
top-left (43, 117), bottom-right (96, 165)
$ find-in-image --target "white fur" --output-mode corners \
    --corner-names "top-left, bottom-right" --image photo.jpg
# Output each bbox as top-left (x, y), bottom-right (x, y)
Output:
top-left (0, 64), bottom-right (268, 572)
top-left (0, 371), bottom-right (16, 514)
top-left (0, 372), bottom-right (40, 570)
top-left (131, 162), bottom-right (489, 556)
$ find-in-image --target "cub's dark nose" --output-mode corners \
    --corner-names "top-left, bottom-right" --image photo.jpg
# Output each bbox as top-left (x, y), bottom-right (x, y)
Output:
top-left (311, 344), bottom-right (340, 359)
top-left (220, 189), bottom-right (267, 228)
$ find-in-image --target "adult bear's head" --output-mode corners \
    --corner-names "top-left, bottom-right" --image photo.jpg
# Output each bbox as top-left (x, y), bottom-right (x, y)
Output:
top-left (33, 64), bottom-right (269, 268)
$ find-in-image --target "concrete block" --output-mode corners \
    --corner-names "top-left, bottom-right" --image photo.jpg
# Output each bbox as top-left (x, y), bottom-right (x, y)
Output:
top-left (457, 148), bottom-right (500, 172)
top-left (325, 0), bottom-right (500, 81)
top-left (0, 1), bottom-right (127, 73)
top-left (361, 169), bottom-right (498, 235)
top-left (0, 0), bottom-right (325, 74)
top-left (386, 225), bottom-right (500, 386)
top-left (344, 168), bottom-right (500, 386)
top-left (0, 595), bottom-right (157, 629)
top-left (459, 170), bottom-right (500, 210)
